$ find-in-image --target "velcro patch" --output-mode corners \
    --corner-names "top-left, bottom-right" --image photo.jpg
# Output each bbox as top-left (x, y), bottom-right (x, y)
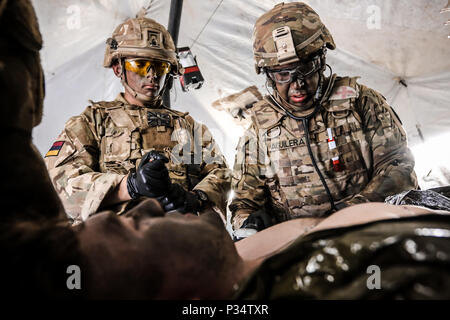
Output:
top-left (329, 86), bottom-right (357, 100)
top-left (45, 141), bottom-right (64, 157)
top-left (147, 112), bottom-right (172, 127)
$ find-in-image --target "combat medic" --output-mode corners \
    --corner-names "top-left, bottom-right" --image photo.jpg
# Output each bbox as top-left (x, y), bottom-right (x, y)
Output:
top-left (45, 17), bottom-right (230, 224)
top-left (229, 2), bottom-right (418, 232)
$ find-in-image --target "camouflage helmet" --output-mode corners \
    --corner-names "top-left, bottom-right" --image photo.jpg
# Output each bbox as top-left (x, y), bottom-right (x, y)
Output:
top-left (252, 2), bottom-right (336, 74)
top-left (104, 17), bottom-right (183, 75)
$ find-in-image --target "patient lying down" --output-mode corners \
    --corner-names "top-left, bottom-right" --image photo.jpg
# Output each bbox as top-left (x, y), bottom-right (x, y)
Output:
top-left (235, 202), bottom-right (445, 261)
top-left (77, 200), bottom-right (450, 299)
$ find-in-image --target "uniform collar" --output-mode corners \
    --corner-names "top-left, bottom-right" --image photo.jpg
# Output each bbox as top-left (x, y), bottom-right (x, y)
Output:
top-left (114, 92), bottom-right (189, 117)
top-left (115, 93), bottom-right (129, 105)
top-left (114, 92), bottom-right (163, 108)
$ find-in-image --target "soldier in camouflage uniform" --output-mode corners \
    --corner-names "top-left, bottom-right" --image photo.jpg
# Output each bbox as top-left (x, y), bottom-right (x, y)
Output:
top-left (229, 2), bottom-right (418, 231)
top-left (45, 17), bottom-right (230, 224)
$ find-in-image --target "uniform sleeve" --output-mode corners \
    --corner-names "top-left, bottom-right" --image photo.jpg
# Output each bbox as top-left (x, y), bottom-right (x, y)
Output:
top-left (229, 125), bottom-right (268, 229)
top-left (44, 107), bottom-right (125, 223)
top-left (346, 86), bottom-right (418, 205)
top-left (191, 121), bottom-right (231, 217)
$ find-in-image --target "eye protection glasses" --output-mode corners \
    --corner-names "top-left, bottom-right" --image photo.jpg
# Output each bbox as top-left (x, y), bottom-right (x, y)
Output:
top-left (267, 56), bottom-right (322, 84)
top-left (124, 59), bottom-right (171, 77)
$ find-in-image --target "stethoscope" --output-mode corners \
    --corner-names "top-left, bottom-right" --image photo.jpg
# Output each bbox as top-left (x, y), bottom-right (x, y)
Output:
top-left (265, 65), bottom-right (338, 213)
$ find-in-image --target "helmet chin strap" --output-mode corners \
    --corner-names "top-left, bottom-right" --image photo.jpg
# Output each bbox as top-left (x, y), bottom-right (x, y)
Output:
top-left (119, 59), bottom-right (167, 107)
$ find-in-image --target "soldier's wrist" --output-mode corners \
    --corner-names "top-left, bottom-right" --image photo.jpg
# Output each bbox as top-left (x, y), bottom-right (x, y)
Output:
top-left (232, 208), bottom-right (254, 230)
top-left (101, 175), bottom-right (131, 208)
top-left (120, 175), bottom-right (132, 201)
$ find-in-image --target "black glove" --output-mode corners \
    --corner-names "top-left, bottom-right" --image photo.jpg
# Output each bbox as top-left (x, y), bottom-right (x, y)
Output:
top-left (233, 209), bottom-right (273, 242)
top-left (127, 151), bottom-right (171, 199)
top-left (241, 208), bottom-right (273, 231)
top-left (160, 183), bottom-right (202, 214)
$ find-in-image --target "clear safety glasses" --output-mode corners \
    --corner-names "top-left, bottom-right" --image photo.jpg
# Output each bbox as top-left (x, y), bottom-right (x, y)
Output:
top-left (124, 59), bottom-right (171, 77)
top-left (267, 55), bottom-right (322, 84)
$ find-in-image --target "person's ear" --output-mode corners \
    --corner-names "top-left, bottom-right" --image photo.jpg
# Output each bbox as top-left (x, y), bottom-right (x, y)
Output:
top-left (112, 62), bottom-right (122, 78)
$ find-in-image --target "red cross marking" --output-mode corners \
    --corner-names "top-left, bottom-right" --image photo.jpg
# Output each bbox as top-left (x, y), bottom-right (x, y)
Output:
top-left (334, 86), bottom-right (356, 99)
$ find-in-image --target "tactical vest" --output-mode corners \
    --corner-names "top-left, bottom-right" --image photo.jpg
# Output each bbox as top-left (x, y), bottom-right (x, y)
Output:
top-left (90, 100), bottom-right (203, 190)
top-left (251, 77), bottom-right (371, 221)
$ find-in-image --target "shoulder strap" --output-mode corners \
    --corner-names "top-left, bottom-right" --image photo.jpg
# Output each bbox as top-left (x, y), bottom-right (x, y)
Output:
top-left (251, 97), bottom-right (284, 132)
top-left (322, 76), bottom-right (364, 124)
top-left (85, 100), bottom-right (110, 140)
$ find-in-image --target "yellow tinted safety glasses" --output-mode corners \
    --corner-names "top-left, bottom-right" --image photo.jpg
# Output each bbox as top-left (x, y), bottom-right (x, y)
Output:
top-left (124, 59), bottom-right (171, 77)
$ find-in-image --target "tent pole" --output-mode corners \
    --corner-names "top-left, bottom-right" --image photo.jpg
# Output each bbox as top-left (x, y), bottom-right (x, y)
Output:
top-left (164, 0), bottom-right (184, 108)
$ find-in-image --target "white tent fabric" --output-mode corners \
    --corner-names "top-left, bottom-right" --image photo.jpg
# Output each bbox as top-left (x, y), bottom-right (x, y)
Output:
top-left (32, 0), bottom-right (450, 188)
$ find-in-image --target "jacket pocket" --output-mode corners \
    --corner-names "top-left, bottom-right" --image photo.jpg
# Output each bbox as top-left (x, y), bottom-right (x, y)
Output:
top-left (102, 127), bottom-right (131, 163)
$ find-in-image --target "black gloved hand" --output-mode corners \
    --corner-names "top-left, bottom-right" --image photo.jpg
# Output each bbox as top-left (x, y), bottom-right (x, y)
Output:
top-left (241, 208), bottom-right (273, 231)
top-left (233, 208), bottom-right (273, 242)
top-left (127, 151), bottom-right (171, 199)
top-left (160, 183), bottom-right (202, 214)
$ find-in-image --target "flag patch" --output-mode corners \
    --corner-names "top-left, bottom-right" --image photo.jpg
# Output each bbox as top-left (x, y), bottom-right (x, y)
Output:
top-left (45, 141), bottom-right (64, 157)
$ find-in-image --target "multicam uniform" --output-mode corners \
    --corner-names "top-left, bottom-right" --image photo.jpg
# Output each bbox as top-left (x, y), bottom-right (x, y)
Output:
top-left (229, 76), bottom-right (418, 229)
top-left (45, 94), bottom-right (230, 223)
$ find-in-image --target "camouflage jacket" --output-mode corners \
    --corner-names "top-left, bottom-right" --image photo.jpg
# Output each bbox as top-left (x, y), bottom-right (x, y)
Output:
top-left (229, 76), bottom-right (418, 229)
top-left (45, 94), bottom-right (230, 223)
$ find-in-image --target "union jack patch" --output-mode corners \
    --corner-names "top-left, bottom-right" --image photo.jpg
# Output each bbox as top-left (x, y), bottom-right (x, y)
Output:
top-left (45, 141), bottom-right (64, 157)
